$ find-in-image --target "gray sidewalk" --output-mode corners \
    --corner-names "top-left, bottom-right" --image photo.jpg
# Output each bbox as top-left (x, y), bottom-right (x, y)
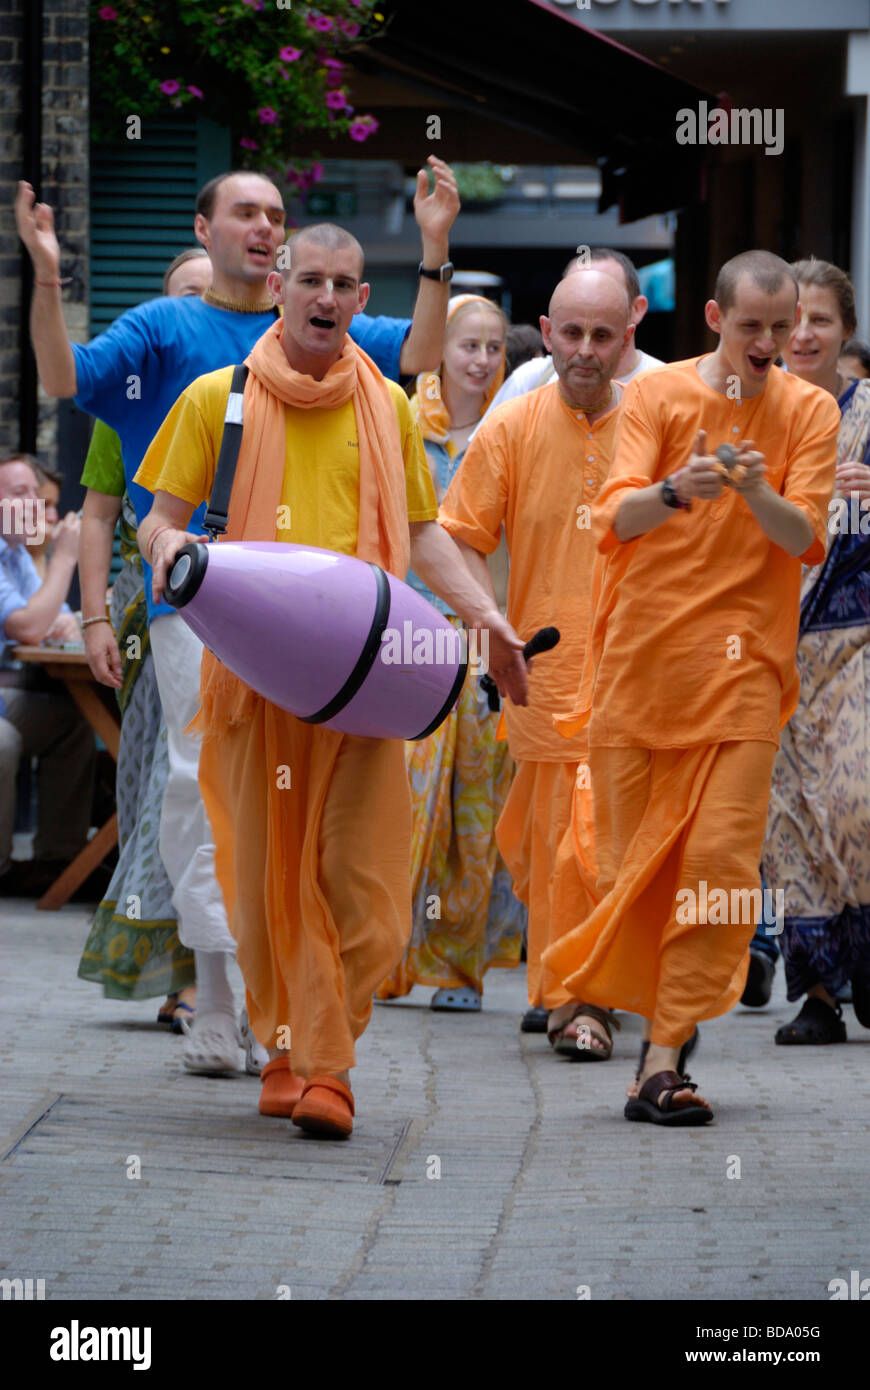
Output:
top-left (1, 898), bottom-right (868, 1302)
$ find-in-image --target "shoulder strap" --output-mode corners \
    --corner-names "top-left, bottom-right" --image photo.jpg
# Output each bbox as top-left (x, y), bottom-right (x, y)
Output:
top-left (203, 363), bottom-right (249, 538)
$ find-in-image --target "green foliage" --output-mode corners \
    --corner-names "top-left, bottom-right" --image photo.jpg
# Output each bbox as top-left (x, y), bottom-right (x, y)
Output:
top-left (451, 164), bottom-right (513, 204)
top-left (90, 1), bottom-right (385, 192)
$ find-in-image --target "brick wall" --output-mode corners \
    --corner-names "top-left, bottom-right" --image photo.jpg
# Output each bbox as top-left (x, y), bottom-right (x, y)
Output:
top-left (0, 0), bottom-right (25, 449)
top-left (0, 0), bottom-right (89, 469)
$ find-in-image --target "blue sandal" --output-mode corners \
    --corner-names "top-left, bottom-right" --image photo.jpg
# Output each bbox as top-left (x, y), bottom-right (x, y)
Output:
top-left (431, 986), bottom-right (481, 1012)
top-left (170, 1001), bottom-right (196, 1035)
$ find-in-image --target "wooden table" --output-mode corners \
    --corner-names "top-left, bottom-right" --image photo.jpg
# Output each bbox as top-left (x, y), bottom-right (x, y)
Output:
top-left (11, 645), bottom-right (120, 910)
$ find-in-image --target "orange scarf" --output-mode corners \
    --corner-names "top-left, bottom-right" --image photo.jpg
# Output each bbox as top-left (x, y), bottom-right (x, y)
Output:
top-left (195, 319), bottom-right (410, 734)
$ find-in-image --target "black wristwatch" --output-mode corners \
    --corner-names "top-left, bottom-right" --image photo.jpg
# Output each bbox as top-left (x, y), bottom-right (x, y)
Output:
top-left (661, 474), bottom-right (690, 510)
top-left (418, 260), bottom-right (454, 282)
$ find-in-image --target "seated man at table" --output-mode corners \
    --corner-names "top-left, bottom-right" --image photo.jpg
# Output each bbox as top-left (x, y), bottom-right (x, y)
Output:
top-left (0, 450), bottom-right (96, 897)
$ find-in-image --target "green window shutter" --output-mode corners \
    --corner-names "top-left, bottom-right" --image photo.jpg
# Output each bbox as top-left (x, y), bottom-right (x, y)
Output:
top-left (89, 116), bottom-right (231, 335)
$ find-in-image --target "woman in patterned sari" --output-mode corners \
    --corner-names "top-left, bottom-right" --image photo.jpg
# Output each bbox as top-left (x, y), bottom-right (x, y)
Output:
top-left (76, 250), bottom-right (212, 1022)
top-left (376, 295), bottom-right (526, 1011)
top-left (76, 429), bottom-right (195, 1015)
top-left (763, 259), bottom-right (870, 1043)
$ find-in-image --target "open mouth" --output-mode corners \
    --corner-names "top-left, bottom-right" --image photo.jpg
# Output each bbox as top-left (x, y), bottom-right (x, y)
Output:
top-left (748, 354), bottom-right (772, 373)
top-left (247, 243), bottom-right (272, 262)
top-left (310, 315), bottom-right (336, 330)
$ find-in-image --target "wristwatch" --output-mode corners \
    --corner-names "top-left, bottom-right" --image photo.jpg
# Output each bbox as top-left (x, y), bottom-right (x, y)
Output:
top-left (418, 260), bottom-right (454, 282)
top-left (661, 474), bottom-right (690, 510)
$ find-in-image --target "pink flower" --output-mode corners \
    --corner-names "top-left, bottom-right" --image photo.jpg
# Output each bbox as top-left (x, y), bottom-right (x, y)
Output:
top-left (258, 106), bottom-right (278, 124)
top-left (314, 14), bottom-right (333, 31)
top-left (243, 0), bottom-right (265, 8)
top-left (279, 46), bottom-right (302, 61)
top-left (187, 85), bottom-right (203, 99)
top-left (339, 19), bottom-right (360, 37)
top-left (240, 137), bottom-right (259, 150)
top-left (326, 68), bottom-right (344, 88)
top-left (323, 58), bottom-right (343, 70)
top-left (326, 89), bottom-right (347, 110)
top-left (309, 162), bottom-right (324, 183)
top-left (98, 6), bottom-right (118, 18)
top-left (349, 118), bottom-right (377, 142)
top-left (159, 80), bottom-right (180, 95)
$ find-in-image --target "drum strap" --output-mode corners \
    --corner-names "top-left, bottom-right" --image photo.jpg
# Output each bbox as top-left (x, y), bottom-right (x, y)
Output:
top-left (202, 363), bottom-right (249, 538)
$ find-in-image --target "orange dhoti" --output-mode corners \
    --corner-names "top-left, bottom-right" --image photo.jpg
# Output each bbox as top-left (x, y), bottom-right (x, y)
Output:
top-left (198, 698), bottom-right (411, 1079)
top-left (497, 759), bottom-right (599, 1010)
top-left (543, 740), bottom-right (776, 1047)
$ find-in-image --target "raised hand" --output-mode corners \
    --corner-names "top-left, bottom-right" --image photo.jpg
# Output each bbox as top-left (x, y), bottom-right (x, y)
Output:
top-left (15, 181), bottom-right (61, 277)
top-left (413, 156), bottom-right (460, 254)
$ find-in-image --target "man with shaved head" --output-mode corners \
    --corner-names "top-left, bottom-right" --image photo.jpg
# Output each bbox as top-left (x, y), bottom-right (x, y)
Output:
top-left (15, 155), bottom-right (460, 1080)
top-left (439, 269), bottom-right (632, 1057)
top-left (484, 246), bottom-right (665, 419)
top-left (135, 222), bottom-right (530, 1138)
top-left (544, 250), bottom-right (839, 1124)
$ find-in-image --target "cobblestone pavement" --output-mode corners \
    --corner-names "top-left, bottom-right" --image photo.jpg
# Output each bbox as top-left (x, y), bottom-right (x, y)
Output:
top-left (1, 899), bottom-right (868, 1301)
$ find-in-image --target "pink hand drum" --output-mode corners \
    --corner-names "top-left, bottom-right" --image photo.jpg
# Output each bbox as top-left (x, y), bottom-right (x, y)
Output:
top-left (164, 541), bottom-right (468, 740)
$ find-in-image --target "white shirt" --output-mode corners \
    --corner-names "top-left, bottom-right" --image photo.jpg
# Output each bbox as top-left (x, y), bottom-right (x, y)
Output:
top-left (483, 347), bottom-right (666, 420)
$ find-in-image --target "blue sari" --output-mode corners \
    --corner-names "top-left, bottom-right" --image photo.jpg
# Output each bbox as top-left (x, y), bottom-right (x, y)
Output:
top-left (762, 378), bottom-right (870, 999)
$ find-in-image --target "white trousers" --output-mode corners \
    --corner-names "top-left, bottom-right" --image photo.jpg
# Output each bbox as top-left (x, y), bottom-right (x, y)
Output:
top-left (149, 613), bottom-right (236, 954)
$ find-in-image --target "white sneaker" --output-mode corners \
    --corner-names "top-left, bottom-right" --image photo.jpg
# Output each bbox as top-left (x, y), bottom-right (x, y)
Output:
top-left (237, 1007), bottom-right (269, 1076)
top-left (181, 1011), bottom-right (239, 1075)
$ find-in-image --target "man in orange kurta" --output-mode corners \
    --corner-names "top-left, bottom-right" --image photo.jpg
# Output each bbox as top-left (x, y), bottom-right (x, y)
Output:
top-left (440, 270), bottom-right (633, 1056)
top-left (135, 224), bottom-right (529, 1139)
top-left (544, 251), bottom-right (839, 1124)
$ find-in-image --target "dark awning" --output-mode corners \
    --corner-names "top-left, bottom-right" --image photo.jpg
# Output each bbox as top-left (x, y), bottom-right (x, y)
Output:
top-left (340, 0), bottom-right (714, 222)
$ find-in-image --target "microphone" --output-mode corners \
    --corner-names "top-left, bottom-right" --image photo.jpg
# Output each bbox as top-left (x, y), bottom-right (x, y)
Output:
top-left (523, 626), bottom-right (560, 661)
top-left (480, 626), bottom-right (560, 710)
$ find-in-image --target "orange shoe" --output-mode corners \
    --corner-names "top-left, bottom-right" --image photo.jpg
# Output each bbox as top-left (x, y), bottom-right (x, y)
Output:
top-left (258, 1056), bottom-right (305, 1117)
top-left (291, 1075), bottom-right (354, 1139)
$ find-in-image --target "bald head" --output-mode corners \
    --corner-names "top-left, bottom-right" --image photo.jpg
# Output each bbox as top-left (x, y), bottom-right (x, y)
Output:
top-left (541, 269), bottom-right (633, 411)
top-left (548, 269), bottom-right (630, 326)
top-left (283, 223), bottom-right (364, 279)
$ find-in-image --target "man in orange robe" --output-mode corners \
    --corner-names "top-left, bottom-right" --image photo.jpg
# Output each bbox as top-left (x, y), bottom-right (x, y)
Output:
top-left (439, 270), bottom-right (633, 1057)
top-left (544, 250), bottom-right (839, 1124)
top-left (135, 224), bottom-right (529, 1139)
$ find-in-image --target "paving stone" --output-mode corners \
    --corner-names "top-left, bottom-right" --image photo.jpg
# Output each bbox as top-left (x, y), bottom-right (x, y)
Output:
top-left (1, 899), bottom-right (869, 1300)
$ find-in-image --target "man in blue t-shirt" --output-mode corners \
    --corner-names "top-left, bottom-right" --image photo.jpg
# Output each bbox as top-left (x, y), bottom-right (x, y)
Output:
top-left (16, 158), bottom-right (460, 1077)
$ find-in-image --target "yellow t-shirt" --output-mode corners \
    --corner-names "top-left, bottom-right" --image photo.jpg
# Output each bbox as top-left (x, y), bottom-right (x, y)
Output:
top-left (134, 365), bottom-right (437, 554)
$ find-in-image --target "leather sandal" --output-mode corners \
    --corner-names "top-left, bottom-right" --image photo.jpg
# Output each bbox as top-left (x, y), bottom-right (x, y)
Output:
top-left (547, 1002), bottom-right (620, 1061)
top-left (624, 1069), bottom-right (713, 1126)
top-left (634, 1025), bottom-right (699, 1083)
top-left (291, 1075), bottom-right (354, 1139)
top-left (775, 996), bottom-right (846, 1044)
top-left (259, 1056), bottom-right (304, 1117)
top-left (157, 993), bottom-right (178, 1025)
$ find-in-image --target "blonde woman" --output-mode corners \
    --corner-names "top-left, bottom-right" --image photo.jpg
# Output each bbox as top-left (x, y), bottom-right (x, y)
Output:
top-left (377, 295), bottom-right (526, 1011)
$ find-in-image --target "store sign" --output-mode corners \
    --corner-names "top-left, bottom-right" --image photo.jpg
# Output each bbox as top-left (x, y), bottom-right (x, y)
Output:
top-left (549, 1), bottom-right (731, 8)
top-left (547, 0), bottom-right (870, 30)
